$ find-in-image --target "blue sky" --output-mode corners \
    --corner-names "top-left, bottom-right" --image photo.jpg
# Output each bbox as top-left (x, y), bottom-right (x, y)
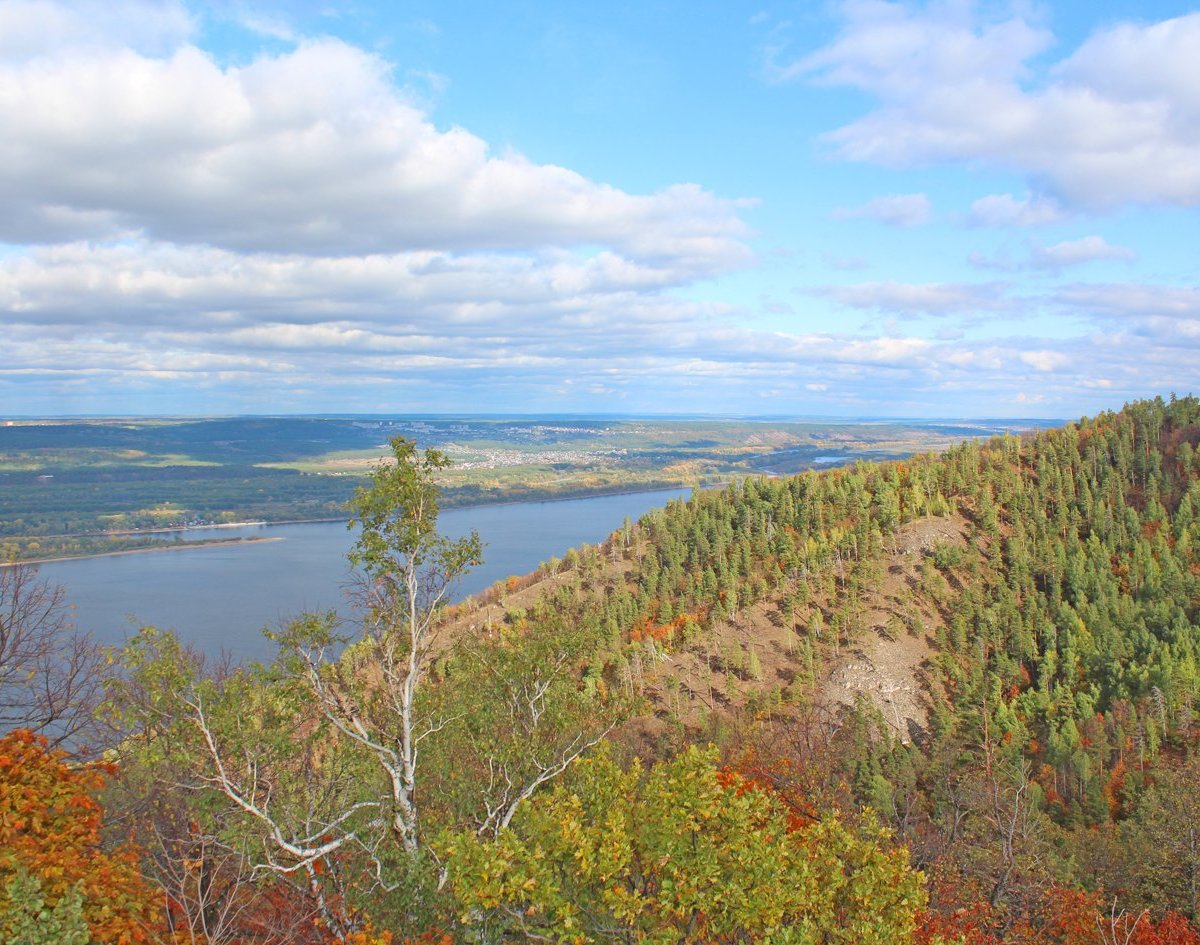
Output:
top-left (1, 0), bottom-right (1198, 417)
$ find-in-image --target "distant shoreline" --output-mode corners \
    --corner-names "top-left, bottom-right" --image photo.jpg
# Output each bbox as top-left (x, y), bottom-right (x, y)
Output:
top-left (46, 520), bottom-right (271, 540)
top-left (7, 484), bottom-right (696, 566)
top-left (11, 536), bottom-right (283, 566)
top-left (439, 482), bottom-right (692, 513)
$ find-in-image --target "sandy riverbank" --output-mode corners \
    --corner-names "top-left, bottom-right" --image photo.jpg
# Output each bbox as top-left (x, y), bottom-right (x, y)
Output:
top-left (9, 536), bottom-right (283, 566)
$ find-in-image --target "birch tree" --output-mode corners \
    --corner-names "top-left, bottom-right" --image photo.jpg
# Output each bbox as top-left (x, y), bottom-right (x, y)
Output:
top-left (269, 437), bottom-right (483, 857)
top-left (117, 437), bottom-right (624, 934)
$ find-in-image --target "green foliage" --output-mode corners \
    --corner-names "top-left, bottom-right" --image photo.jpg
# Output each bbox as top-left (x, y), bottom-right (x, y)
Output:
top-left (442, 745), bottom-right (925, 944)
top-left (1120, 754), bottom-right (1200, 919)
top-left (348, 437), bottom-right (481, 583)
top-left (747, 646), bottom-right (764, 681)
top-left (0, 872), bottom-right (92, 945)
top-left (563, 397), bottom-right (1200, 820)
top-left (931, 542), bottom-right (963, 569)
top-left (428, 595), bottom-right (628, 836)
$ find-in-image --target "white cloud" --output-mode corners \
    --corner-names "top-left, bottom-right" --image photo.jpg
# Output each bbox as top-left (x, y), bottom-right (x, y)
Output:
top-left (1, 1), bottom-right (1195, 418)
top-left (1019, 350), bottom-right (1069, 372)
top-left (0, 8), bottom-right (750, 268)
top-left (816, 280), bottom-right (1011, 316)
top-left (0, 0), bottom-right (194, 59)
top-left (1029, 236), bottom-right (1135, 271)
top-left (969, 235), bottom-right (1136, 272)
top-left (0, 0), bottom-right (765, 414)
top-left (0, 234), bottom-right (1093, 412)
top-left (1048, 283), bottom-right (1200, 362)
top-left (1054, 283), bottom-right (1200, 321)
top-left (968, 192), bottom-right (1065, 227)
top-left (233, 8), bottom-right (297, 42)
top-left (831, 192), bottom-right (931, 226)
top-left (787, 3), bottom-right (1200, 210)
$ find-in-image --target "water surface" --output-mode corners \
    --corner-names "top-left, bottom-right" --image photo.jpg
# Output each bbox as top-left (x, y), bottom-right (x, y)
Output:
top-left (38, 489), bottom-right (688, 661)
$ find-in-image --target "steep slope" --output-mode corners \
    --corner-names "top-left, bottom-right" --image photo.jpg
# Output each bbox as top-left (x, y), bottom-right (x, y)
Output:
top-left (443, 396), bottom-right (1200, 792)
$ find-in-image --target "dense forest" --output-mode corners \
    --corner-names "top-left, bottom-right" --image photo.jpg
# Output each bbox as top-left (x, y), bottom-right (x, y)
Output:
top-left (3, 396), bottom-right (1200, 944)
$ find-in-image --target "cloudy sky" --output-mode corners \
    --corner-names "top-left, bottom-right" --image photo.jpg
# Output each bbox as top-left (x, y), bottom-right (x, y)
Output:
top-left (2, 0), bottom-right (1198, 417)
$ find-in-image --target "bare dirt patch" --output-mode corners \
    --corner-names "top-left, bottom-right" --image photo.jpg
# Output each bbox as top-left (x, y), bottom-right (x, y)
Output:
top-left (434, 514), bottom-right (971, 749)
top-left (817, 515), bottom-right (968, 742)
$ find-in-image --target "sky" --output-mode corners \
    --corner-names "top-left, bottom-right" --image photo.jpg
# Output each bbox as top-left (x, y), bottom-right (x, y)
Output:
top-left (1, 0), bottom-right (1198, 418)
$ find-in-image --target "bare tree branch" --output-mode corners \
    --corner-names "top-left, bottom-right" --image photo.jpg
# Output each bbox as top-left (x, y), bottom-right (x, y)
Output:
top-left (0, 562), bottom-right (106, 752)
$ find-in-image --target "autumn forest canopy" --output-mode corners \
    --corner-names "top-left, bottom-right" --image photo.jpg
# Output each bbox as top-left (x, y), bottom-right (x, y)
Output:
top-left (4, 395), bottom-right (1200, 944)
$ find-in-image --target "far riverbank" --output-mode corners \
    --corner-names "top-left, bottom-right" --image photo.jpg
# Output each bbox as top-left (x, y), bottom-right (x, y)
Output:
top-left (7, 480), bottom-right (709, 565)
top-left (10, 535), bottom-right (281, 567)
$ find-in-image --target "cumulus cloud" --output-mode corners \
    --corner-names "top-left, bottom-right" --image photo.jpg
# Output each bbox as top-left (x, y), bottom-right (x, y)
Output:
top-left (831, 192), bottom-right (931, 226)
top-left (785, 2), bottom-right (1200, 210)
top-left (4, 259), bottom-right (1192, 414)
top-left (0, 0), bottom-right (766, 413)
top-left (1029, 236), bottom-right (1135, 271)
top-left (969, 235), bottom-right (1136, 272)
top-left (968, 192), bottom-right (1065, 227)
top-left (1, 1), bottom-right (1194, 418)
top-left (2, 233), bottom-right (1139, 415)
top-left (0, 5), bottom-right (750, 268)
top-left (0, 0), bottom-right (194, 59)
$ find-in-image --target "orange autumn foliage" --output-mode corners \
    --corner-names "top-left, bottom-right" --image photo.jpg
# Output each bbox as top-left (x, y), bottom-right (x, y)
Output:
top-left (1032, 886), bottom-right (1200, 945)
top-left (325, 927), bottom-right (450, 945)
top-left (1131, 912), bottom-right (1200, 945)
top-left (0, 728), bottom-right (160, 944)
top-left (917, 886), bottom-right (1200, 945)
top-left (629, 611), bottom-right (702, 644)
top-left (720, 754), bottom-right (821, 831)
top-left (397, 933), bottom-right (452, 945)
top-left (1037, 887), bottom-right (1110, 945)
top-left (333, 927), bottom-right (395, 945)
top-left (915, 905), bottom-right (1002, 945)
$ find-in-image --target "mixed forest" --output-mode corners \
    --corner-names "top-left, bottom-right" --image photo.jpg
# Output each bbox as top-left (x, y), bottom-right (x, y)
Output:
top-left (3, 395), bottom-right (1200, 944)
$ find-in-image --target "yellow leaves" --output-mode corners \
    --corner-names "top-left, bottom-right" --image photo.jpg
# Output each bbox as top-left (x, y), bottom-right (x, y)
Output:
top-left (444, 743), bottom-right (926, 943)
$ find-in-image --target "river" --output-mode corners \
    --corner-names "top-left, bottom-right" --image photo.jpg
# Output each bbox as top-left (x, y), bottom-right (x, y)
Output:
top-left (36, 488), bottom-right (689, 661)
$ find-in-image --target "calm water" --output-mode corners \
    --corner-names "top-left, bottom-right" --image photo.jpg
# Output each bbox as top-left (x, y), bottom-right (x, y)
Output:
top-left (38, 489), bottom-right (688, 661)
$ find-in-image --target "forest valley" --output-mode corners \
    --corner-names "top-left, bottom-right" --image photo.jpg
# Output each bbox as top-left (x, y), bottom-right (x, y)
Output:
top-left (3, 395), bottom-right (1200, 944)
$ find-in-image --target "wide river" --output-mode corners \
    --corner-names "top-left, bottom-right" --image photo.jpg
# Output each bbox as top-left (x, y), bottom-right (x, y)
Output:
top-left (36, 489), bottom-right (688, 662)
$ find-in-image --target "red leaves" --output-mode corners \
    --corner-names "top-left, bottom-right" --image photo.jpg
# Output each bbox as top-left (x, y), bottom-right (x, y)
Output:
top-left (1134, 912), bottom-right (1200, 945)
top-left (915, 901), bottom-right (1003, 945)
top-left (917, 886), bottom-right (1200, 945)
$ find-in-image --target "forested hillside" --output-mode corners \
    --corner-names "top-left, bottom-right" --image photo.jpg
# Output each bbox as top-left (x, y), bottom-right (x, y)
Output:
top-left (3, 396), bottom-right (1200, 944)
